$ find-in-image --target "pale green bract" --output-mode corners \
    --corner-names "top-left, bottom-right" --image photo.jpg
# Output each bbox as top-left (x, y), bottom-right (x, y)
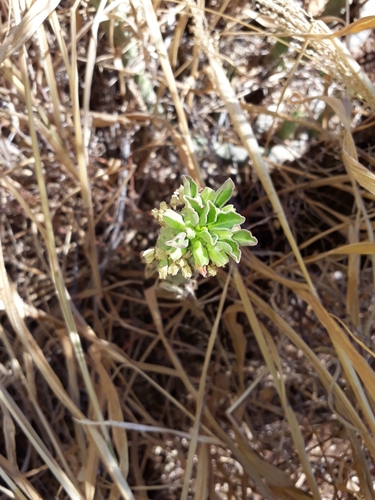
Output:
top-left (142, 176), bottom-right (258, 279)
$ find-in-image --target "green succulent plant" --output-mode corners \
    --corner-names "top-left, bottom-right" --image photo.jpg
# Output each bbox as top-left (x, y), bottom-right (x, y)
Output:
top-left (142, 176), bottom-right (257, 279)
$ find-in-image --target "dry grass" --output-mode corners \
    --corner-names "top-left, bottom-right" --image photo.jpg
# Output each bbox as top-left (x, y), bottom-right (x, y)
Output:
top-left (1, 0), bottom-right (375, 498)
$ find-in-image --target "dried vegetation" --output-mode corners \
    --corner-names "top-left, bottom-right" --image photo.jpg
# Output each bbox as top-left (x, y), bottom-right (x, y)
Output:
top-left (1, 0), bottom-right (375, 498)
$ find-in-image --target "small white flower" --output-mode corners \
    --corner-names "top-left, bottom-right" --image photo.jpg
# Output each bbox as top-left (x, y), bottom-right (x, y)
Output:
top-left (158, 265), bottom-right (168, 280)
top-left (181, 263), bottom-right (192, 279)
top-left (178, 185), bottom-right (185, 204)
top-left (155, 247), bottom-right (167, 260)
top-left (176, 258), bottom-right (185, 268)
top-left (142, 248), bottom-right (155, 264)
top-left (151, 208), bottom-right (162, 222)
top-left (207, 265), bottom-right (217, 277)
top-left (168, 263), bottom-right (179, 276)
top-left (170, 194), bottom-right (180, 210)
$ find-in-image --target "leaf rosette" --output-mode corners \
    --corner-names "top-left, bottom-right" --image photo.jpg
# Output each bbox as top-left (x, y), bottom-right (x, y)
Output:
top-left (142, 176), bottom-right (257, 279)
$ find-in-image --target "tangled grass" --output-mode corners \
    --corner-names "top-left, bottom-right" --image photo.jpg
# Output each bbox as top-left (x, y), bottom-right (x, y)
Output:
top-left (1, 0), bottom-right (375, 498)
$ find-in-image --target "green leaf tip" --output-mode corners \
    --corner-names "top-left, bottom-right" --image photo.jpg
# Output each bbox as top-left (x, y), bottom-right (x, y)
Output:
top-left (163, 209), bottom-right (185, 230)
top-left (232, 229), bottom-right (258, 246)
top-left (212, 178), bottom-right (235, 208)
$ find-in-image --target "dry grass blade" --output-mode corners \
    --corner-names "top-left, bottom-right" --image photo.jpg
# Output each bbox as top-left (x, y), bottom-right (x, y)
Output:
top-left (1, 4), bottom-right (134, 489)
top-left (70, 1), bottom-right (102, 297)
top-left (243, 283), bottom-right (375, 444)
top-left (299, 292), bottom-right (375, 425)
top-left (140, 0), bottom-right (203, 187)
top-left (91, 348), bottom-right (129, 479)
top-left (0, 0), bottom-right (61, 65)
top-left (347, 430), bottom-right (375, 500)
top-left (343, 149), bottom-right (375, 197)
top-left (78, 420), bottom-right (221, 444)
top-left (0, 175), bottom-right (47, 238)
top-left (36, 24), bottom-right (67, 144)
top-left (84, 426), bottom-right (136, 500)
top-left (0, 318), bottom-right (80, 488)
top-left (317, 16), bottom-right (375, 39)
top-left (15, 2), bottom-right (109, 449)
top-left (85, 441), bottom-right (99, 500)
top-left (233, 268), bottom-right (321, 499)
top-left (82, 0), bottom-right (108, 155)
top-left (144, 286), bottom-right (198, 398)
top-left (223, 304), bottom-right (247, 389)
top-left (0, 241), bottom-right (90, 462)
top-left (300, 242), bottom-right (375, 265)
top-left (346, 223), bottom-right (360, 327)
top-left (144, 284), bottom-right (287, 496)
top-left (1, 401), bottom-right (17, 470)
top-left (94, 164), bottom-right (137, 225)
top-left (59, 334), bottom-right (88, 473)
top-left (200, 34), bottom-right (316, 295)
top-left (169, 5), bottom-right (189, 69)
top-left (256, 0), bottom-right (375, 110)
top-left (0, 384), bottom-right (85, 500)
top-left (0, 458), bottom-right (30, 500)
top-left (193, 444), bottom-right (209, 500)
top-left (180, 270), bottom-right (231, 500)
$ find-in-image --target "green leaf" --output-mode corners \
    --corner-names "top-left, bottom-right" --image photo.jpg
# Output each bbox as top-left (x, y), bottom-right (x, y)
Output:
top-left (157, 227), bottom-right (178, 249)
top-left (199, 200), bottom-right (220, 226)
top-left (271, 37), bottom-right (290, 59)
top-left (206, 200), bottom-right (220, 225)
top-left (185, 227), bottom-right (196, 239)
top-left (210, 229), bottom-right (234, 240)
top-left (277, 119), bottom-right (299, 140)
top-left (213, 178), bottom-right (234, 208)
top-left (207, 244), bottom-right (229, 267)
top-left (182, 176), bottom-right (198, 198)
top-left (222, 239), bottom-right (241, 263)
top-left (184, 195), bottom-right (204, 215)
top-left (209, 211), bottom-right (245, 229)
top-left (165, 232), bottom-right (189, 248)
top-left (184, 207), bottom-right (199, 226)
top-left (169, 246), bottom-right (187, 262)
top-left (200, 186), bottom-right (215, 204)
top-left (198, 203), bottom-right (209, 225)
top-left (192, 240), bottom-right (209, 267)
top-left (163, 209), bottom-right (186, 230)
top-left (221, 204), bottom-right (235, 213)
top-left (198, 228), bottom-right (218, 246)
top-left (232, 229), bottom-right (258, 246)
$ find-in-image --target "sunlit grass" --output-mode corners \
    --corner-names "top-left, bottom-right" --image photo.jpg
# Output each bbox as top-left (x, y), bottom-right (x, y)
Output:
top-left (0, 0), bottom-right (375, 498)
